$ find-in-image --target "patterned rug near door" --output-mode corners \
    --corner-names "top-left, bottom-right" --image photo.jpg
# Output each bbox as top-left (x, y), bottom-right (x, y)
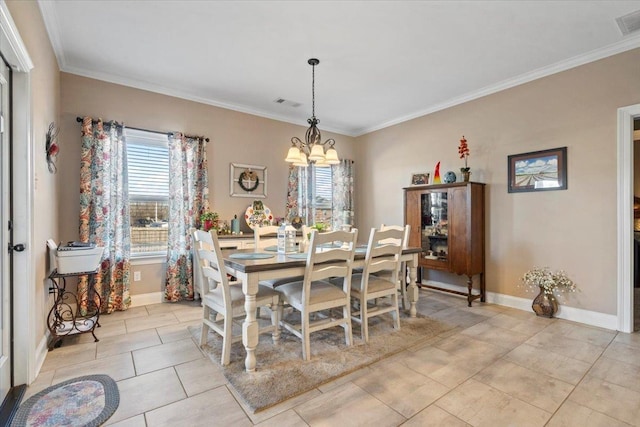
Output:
top-left (11, 375), bottom-right (119, 427)
top-left (191, 311), bottom-right (452, 413)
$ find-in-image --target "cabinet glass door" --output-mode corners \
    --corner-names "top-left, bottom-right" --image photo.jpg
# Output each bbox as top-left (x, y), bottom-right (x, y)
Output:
top-left (421, 191), bottom-right (448, 261)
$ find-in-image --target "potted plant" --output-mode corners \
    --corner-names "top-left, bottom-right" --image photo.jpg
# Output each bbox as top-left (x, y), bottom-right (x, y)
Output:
top-left (521, 267), bottom-right (578, 317)
top-left (200, 211), bottom-right (219, 232)
top-left (458, 136), bottom-right (470, 181)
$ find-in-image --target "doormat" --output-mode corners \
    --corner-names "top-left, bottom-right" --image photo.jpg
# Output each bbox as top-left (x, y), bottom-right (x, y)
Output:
top-left (11, 375), bottom-right (119, 427)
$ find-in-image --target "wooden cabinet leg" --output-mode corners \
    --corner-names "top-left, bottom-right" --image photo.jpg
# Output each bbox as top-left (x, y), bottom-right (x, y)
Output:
top-left (467, 275), bottom-right (473, 307)
top-left (480, 272), bottom-right (486, 302)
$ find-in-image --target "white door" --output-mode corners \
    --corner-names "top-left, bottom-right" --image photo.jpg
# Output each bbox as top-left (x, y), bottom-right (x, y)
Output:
top-left (0, 58), bottom-right (12, 402)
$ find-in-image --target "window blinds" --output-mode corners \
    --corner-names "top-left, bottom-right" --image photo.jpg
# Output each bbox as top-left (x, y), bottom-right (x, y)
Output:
top-left (313, 166), bottom-right (333, 209)
top-left (125, 129), bottom-right (170, 201)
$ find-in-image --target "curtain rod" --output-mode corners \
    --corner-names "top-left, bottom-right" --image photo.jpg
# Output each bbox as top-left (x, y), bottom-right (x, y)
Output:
top-left (75, 117), bottom-right (210, 142)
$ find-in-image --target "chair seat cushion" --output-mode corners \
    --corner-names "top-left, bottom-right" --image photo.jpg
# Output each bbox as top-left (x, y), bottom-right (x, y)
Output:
top-left (203, 283), bottom-right (278, 309)
top-left (259, 276), bottom-right (304, 289)
top-left (350, 273), bottom-right (396, 296)
top-left (276, 280), bottom-right (347, 307)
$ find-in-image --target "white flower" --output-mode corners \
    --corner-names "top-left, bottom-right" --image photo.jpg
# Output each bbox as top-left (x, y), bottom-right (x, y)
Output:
top-left (521, 267), bottom-right (577, 296)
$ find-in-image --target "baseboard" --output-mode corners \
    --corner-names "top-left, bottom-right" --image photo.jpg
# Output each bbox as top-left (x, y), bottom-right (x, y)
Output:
top-left (422, 280), bottom-right (619, 331)
top-left (35, 334), bottom-right (49, 374)
top-left (32, 333), bottom-right (49, 385)
top-left (130, 291), bottom-right (164, 307)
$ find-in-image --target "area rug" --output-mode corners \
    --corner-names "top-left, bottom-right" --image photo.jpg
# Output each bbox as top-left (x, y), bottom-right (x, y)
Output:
top-left (191, 311), bottom-right (451, 413)
top-left (11, 375), bottom-right (119, 427)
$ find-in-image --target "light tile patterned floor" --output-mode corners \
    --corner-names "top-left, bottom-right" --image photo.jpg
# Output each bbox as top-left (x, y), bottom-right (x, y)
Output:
top-left (27, 290), bottom-right (640, 426)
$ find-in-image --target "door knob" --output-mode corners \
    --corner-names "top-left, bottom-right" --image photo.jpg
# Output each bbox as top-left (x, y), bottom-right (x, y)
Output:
top-left (8, 243), bottom-right (25, 252)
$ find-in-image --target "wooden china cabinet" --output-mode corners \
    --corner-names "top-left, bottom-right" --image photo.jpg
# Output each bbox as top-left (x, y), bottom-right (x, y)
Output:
top-left (404, 181), bottom-right (485, 306)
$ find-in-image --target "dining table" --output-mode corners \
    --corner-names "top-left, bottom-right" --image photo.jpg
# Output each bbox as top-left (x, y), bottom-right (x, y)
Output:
top-left (221, 245), bottom-right (423, 372)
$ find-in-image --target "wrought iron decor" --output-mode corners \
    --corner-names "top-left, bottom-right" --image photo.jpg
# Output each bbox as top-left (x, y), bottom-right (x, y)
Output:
top-left (46, 122), bottom-right (60, 173)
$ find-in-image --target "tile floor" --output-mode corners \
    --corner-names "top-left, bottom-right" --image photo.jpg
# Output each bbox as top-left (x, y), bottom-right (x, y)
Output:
top-left (27, 289), bottom-right (640, 426)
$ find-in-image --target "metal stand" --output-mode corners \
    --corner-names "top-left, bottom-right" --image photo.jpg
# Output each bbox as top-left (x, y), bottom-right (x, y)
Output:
top-left (47, 269), bottom-right (101, 350)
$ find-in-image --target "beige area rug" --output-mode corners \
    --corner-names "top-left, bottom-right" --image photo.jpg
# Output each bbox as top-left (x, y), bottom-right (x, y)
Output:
top-left (190, 310), bottom-right (451, 413)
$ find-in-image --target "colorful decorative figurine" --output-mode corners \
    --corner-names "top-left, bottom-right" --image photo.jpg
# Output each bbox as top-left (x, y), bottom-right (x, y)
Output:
top-left (433, 161), bottom-right (441, 184)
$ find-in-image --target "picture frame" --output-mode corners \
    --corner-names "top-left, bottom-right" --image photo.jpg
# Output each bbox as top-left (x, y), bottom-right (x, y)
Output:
top-left (411, 173), bottom-right (429, 185)
top-left (230, 163), bottom-right (267, 198)
top-left (507, 147), bottom-right (567, 193)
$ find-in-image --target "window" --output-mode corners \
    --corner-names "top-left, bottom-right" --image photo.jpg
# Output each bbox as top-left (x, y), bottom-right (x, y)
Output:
top-left (300, 165), bottom-right (334, 228)
top-left (125, 129), bottom-right (170, 255)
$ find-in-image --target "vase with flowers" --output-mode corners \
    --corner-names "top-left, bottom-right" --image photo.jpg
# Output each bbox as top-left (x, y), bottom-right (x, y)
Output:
top-left (521, 267), bottom-right (578, 317)
top-left (458, 136), bottom-right (471, 181)
top-left (200, 211), bottom-right (219, 232)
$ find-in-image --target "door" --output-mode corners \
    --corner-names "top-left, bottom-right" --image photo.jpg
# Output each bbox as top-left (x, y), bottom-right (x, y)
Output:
top-left (0, 57), bottom-right (12, 402)
top-left (448, 186), bottom-right (467, 275)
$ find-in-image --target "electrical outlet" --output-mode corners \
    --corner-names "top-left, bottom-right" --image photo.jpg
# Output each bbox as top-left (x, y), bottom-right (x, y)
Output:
top-left (134, 271), bottom-right (141, 281)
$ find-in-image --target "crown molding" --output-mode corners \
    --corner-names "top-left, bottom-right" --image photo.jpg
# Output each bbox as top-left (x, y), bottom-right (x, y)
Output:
top-left (62, 64), bottom-right (356, 137)
top-left (37, 0), bottom-right (640, 139)
top-left (353, 35), bottom-right (640, 137)
top-left (36, 0), bottom-right (64, 70)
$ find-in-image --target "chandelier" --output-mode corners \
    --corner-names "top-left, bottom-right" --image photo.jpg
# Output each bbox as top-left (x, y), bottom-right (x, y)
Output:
top-left (285, 58), bottom-right (339, 168)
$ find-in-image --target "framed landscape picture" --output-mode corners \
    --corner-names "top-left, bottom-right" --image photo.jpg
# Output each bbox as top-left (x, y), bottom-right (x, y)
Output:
top-left (508, 147), bottom-right (567, 193)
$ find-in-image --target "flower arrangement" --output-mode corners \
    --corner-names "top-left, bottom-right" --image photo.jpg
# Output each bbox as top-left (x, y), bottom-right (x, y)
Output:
top-left (521, 267), bottom-right (578, 296)
top-left (458, 136), bottom-right (470, 173)
top-left (200, 211), bottom-right (219, 232)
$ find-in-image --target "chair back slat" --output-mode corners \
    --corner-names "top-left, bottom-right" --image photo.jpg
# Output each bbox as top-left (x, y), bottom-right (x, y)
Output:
top-left (380, 224), bottom-right (411, 249)
top-left (308, 263), bottom-right (350, 282)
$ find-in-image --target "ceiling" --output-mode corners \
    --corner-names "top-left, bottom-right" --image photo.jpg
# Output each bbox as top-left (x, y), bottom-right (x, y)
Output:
top-left (38, 1), bottom-right (640, 137)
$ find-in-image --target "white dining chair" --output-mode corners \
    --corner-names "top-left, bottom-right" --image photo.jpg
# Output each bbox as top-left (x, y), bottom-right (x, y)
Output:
top-left (380, 224), bottom-right (411, 309)
top-left (191, 228), bottom-right (214, 300)
top-left (253, 225), bottom-right (280, 249)
top-left (349, 227), bottom-right (404, 342)
top-left (275, 228), bottom-right (358, 361)
top-left (197, 232), bottom-right (280, 366)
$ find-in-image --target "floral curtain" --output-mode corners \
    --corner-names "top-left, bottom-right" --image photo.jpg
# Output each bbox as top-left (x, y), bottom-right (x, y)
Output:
top-left (79, 117), bottom-right (131, 314)
top-left (285, 164), bottom-right (311, 224)
top-left (285, 164), bottom-right (299, 221)
top-left (165, 133), bottom-right (209, 302)
top-left (331, 159), bottom-right (355, 230)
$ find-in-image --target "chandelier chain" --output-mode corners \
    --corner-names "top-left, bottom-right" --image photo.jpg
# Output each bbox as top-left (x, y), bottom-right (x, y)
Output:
top-left (311, 62), bottom-right (315, 118)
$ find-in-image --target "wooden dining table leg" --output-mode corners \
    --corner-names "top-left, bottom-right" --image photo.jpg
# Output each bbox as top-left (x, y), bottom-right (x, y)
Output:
top-left (241, 274), bottom-right (259, 372)
top-left (407, 253), bottom-right (419, 317)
